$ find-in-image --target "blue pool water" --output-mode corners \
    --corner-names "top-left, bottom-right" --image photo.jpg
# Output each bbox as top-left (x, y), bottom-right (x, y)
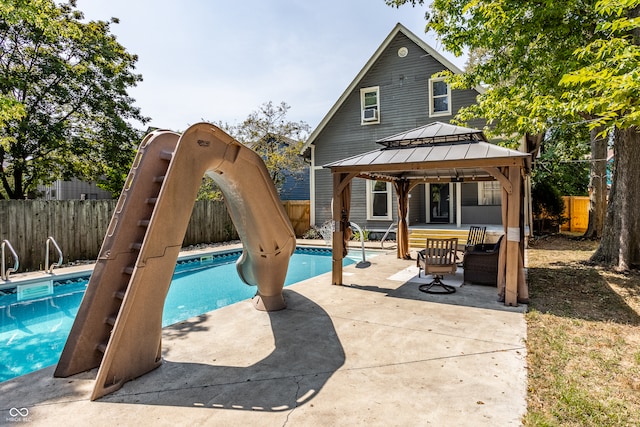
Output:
top-left (0, 247), bottom-right (367, 383)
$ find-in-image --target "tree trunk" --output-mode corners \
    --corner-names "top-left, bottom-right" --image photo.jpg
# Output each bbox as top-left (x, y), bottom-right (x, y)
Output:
top-left (583, 126), bottom-right (607, 239)
top-left (591, 127), bottom-right (640, 270)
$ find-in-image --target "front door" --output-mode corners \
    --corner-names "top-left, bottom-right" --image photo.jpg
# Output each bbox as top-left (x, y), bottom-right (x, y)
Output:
top-left (429, 183), bottom-right (450, 223)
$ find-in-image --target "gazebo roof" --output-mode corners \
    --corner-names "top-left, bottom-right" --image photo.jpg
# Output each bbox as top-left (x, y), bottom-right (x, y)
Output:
top-left (324, 122), bottom-right (530, 183)
top-left (376, 122), bottom-right (486, 148)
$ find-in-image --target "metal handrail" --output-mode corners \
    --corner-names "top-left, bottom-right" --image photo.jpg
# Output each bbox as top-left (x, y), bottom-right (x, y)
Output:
top-left (1, 239), bottom-right (19, 280)
top-left (45, 236), bottom-right (63, 274)
top-left (381, 222), bottom-right (397, 249)
top-left (349, 222), bottom-right (370, 268)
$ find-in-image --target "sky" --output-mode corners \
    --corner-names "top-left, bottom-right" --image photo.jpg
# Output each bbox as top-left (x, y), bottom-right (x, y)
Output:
top-left (75, 0), bottom-right (465, 133)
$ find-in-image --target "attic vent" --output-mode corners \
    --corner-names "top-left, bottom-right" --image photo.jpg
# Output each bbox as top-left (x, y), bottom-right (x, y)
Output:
top-left (363, 108), bottom-right (378, 122)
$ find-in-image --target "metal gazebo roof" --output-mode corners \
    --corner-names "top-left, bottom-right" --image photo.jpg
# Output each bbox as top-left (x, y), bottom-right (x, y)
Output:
top-left (324, 122), bottom-right (530, 183)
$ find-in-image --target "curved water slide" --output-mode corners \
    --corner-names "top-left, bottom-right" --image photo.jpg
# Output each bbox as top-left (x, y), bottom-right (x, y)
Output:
top-left (54, 123), bottom-right (296, 400)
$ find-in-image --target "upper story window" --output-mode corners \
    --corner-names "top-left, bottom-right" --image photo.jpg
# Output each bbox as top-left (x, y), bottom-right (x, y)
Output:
top-left (429, 77), bottom-right (451, 117)
top-left (478, 181), bottom-right (502, 206)
top-left (360, 86), bottom-right (380, 125)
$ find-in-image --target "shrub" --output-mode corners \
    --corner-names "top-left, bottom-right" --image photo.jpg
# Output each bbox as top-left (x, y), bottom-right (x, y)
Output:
top-left (532, 180), bottom-right (568, 234)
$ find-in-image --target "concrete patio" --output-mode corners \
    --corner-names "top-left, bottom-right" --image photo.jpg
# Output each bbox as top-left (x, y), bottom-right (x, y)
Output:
top-left (0, 246), bottom-right (527, 426)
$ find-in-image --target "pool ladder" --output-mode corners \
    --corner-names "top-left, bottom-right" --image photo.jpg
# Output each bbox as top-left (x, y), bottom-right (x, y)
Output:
top-left (1, 239), bottom-right (19, 280)
top-left (45, 236), bottom-right (63, 273)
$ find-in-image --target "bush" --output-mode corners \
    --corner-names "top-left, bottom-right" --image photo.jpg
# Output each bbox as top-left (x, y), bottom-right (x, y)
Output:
top-left (351, 228), bottom-right (370, 241)
top-left (302, 226), bottom-right (323, 239)
top-left (532, 181), bottom-right (568, 234)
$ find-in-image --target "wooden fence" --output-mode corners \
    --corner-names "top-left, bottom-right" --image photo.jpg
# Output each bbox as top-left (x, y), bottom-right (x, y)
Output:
top-left (0, 199), bottom-right (310, 272)
top-left (561, 196), bottom-right (590, 233)
top-left (282, 200), bottom-right (310, 237)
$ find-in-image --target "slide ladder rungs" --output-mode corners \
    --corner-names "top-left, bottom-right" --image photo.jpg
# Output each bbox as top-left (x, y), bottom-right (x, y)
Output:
top-left (153, 175), bottom-right (165, 183)
top-left (130, 242), bottom-right (142, 250)
top-left (105, 315), bottom-right (117, 326)
top-left (145, 197), bottom-right (158, 205)
top-left (96, 343), bottom-right (108, 354)
top-left (122, 266), bottom-right (134, 275)
top-left (137, 219), bottom-right (150, 227)
top-left (114, 290), bottom-right (126, 300)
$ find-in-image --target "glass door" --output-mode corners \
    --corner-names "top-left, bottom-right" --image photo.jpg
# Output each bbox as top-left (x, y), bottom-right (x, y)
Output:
top-left (429, 183), bottom-right (450, 223)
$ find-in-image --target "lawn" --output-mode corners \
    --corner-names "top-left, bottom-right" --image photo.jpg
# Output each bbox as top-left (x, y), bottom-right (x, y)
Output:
top-left (524, 234), bottom-right (640, 426)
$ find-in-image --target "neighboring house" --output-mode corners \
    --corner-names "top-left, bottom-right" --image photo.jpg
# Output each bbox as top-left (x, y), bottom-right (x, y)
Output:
top-left (279, 168), bottom-right (310, 201)
top-left (302, 23), bottom-right (498, 233)
top-left (245, 135), bottom-right (310, 201)
top-left (37, 178), bottom-right (113, 200)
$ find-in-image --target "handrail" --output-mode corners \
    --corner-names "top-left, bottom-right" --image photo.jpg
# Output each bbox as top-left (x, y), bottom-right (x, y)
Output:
top-left (349, 222), bottom-right (370, 268)
top-left (381, 222), bottom-right (397, 249)
top-left (45, 236), bottom-right (64, 274)
top-left (1, 239), bottom-right (19, 280)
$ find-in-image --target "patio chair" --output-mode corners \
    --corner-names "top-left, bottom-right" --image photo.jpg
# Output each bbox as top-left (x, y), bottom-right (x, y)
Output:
top-left (465, 225), bottom-right (486, 251)
top-left (463, 235), bottom-right (503, 286)
top-left (416, 237), bottom-right (459, 294)
top-left (456, 225), bottom-right (486, 265)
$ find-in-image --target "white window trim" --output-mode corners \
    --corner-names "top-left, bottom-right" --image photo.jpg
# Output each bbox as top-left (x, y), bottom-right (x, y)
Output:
top-left (429, 77), bottom-right (451, 117)
top-left (360, 86), bottom-right (380, 125)
top-left (478, 181), bottom-right (502, 206)
top-left (366, 180), bottom-right (392, 220)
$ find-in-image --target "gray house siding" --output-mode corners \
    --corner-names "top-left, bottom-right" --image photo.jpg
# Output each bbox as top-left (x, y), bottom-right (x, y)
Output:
top-left (460, 182), bottom-right (501, 224)
top-left (312, 28), bottom-right (484, 229)
top-left (37, 178), bottom-right (113, 200)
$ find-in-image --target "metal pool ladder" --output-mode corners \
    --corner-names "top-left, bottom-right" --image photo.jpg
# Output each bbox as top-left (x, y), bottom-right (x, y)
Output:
top-left (1, 239), bottom-right (19, 280)
top-left (45, 236), bottom-right (63, 273)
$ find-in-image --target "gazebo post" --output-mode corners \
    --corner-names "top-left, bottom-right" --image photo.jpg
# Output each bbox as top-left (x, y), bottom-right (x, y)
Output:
top-left (331, 172), bottom-right (354, 286)
top-left (505, 165), bottom-right (522, 306)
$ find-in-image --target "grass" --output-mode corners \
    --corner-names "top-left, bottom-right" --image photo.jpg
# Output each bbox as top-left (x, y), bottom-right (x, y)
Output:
top-left (523, 235), bottom-right (640, 426)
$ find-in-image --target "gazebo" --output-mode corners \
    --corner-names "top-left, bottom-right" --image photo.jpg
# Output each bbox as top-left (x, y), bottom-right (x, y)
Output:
top-left (323, 122), bottom-right (532, 306)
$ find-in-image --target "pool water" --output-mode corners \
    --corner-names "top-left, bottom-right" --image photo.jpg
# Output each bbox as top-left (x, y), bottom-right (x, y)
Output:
top-left (0, 247), bottom-right (370, 383)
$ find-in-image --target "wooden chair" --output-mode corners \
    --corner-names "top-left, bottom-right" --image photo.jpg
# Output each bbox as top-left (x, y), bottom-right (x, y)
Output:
top-left (465, 225), bottom-right (486, 250)
top-left (416, 237), bottom-right (459, 294)
top-left (457, 225), bottom-right (486, 264)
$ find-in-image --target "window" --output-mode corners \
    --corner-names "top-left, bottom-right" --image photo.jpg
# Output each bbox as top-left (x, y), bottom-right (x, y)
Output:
top-left (429, 77), bottom-right (451, 117)
top-left (360, 86), bottom-right (380, 124)
top-left (478, 182), bottom-right (502, 205)
top-left (366, 180), bottom-right (392, 220)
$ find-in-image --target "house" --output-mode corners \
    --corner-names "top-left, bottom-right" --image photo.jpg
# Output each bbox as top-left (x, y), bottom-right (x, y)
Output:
top-left (279, 168), bottom-right (310, 201)
top-left (302, 23), bottom-right (498, 235)
top-left (37, 178), bottom-right (113, 200)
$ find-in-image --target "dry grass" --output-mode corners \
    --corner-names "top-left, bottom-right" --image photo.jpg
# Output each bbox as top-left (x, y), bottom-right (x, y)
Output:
top-left (524, 235), bottom-right (640, 426)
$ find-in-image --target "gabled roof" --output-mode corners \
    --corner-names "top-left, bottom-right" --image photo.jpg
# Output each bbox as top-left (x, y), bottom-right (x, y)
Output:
top-left (302, 23), bottom-right (479, 152)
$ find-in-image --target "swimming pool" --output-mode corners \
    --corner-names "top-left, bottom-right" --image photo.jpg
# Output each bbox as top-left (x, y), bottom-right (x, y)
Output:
top-left (0, 247), bottom-right (375, 383)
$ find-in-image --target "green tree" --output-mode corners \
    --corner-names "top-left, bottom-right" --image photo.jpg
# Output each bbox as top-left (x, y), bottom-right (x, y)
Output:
top-left (560, 0), bottom-right (640, 268)
top-left (533, 123), bottom-right (591, 197)
top-left (200, 101), bottom-right (309, 201)
top-left (0, 0), bottom-right (147, 199)
top-left (387, 0), bottom-right (640, 269)
top-left (234, 101), bottom-right (310, 193)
